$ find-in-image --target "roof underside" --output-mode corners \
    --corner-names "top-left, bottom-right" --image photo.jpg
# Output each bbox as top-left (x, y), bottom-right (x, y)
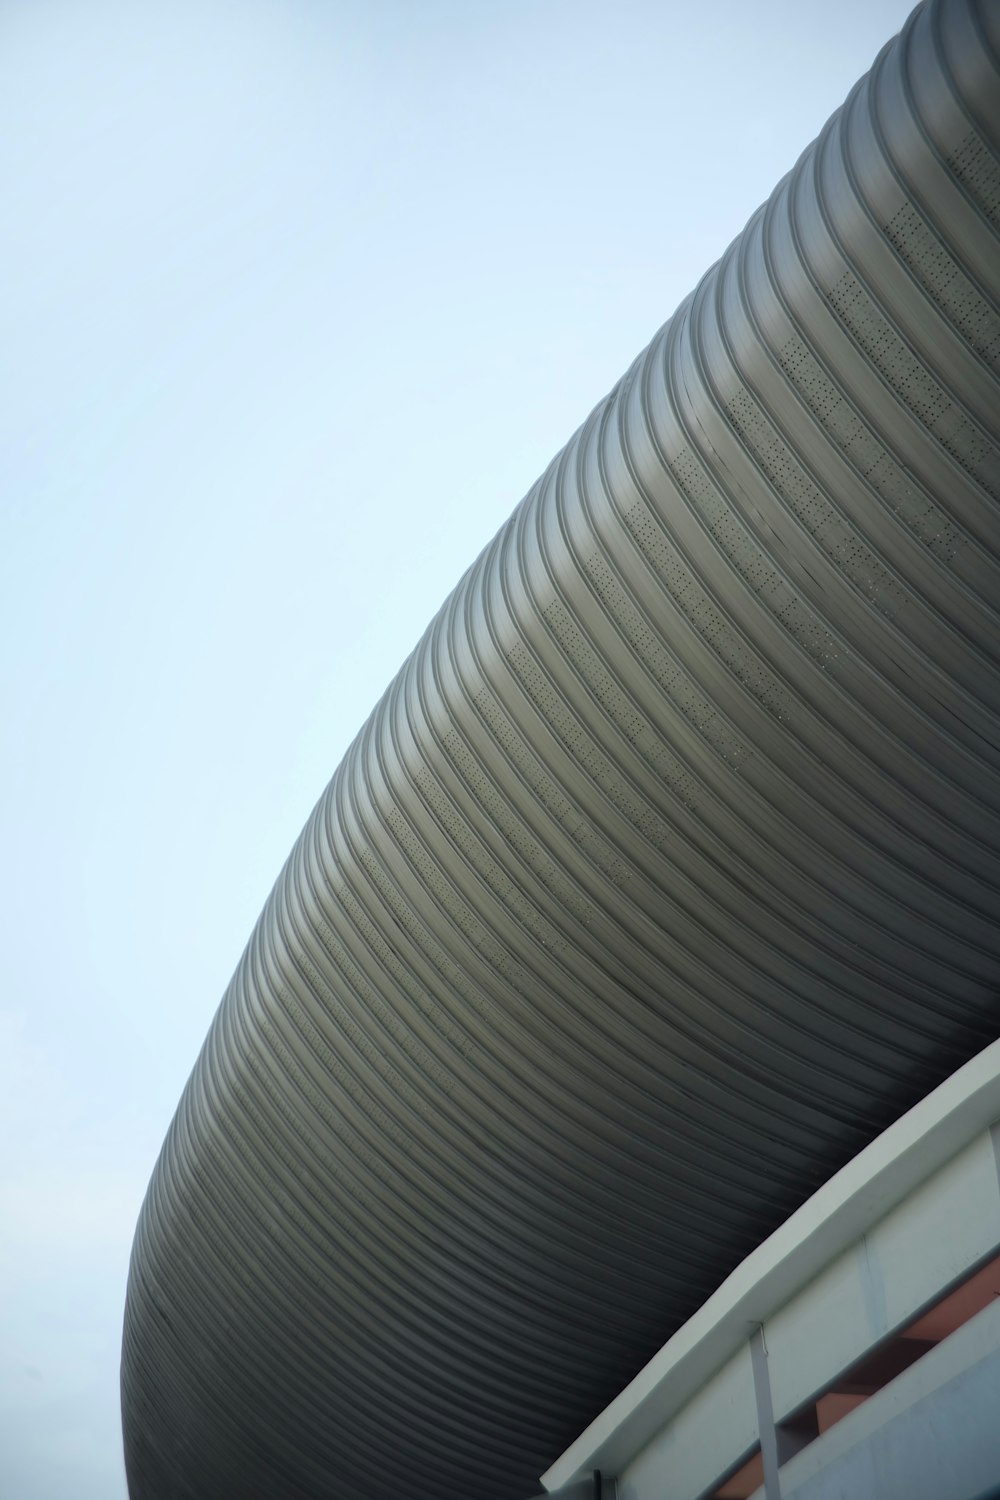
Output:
top-left (122, 3), bottom-right (1000, 1496)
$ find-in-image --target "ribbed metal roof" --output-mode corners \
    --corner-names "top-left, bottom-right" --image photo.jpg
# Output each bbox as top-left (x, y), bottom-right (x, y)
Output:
top-left (121, 3), bottom-right (1000, 1496)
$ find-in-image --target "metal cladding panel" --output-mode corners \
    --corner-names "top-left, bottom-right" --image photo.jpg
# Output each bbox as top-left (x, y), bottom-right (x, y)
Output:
top-left (121, 3), bottom-right (1000, 1497)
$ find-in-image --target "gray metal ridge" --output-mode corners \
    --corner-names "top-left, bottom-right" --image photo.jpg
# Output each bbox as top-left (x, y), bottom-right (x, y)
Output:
top-left (121, 2), bottom-right (1000, 1497)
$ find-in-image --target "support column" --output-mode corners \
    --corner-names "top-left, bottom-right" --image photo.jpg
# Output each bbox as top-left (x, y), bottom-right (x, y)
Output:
top-left (750, 1326), bottom-right (782, 1500)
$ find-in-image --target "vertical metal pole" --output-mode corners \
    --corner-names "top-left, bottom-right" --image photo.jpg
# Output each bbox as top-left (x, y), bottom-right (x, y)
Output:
top-left (988, 1121), bottom-right (1000, 1200)
top-left (750, 1326), bottom-right (782, 1500)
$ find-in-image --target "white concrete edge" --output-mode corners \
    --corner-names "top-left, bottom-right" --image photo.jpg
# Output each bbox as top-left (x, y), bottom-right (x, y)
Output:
top-left (541, 1040), bottom-right (1000, 1492)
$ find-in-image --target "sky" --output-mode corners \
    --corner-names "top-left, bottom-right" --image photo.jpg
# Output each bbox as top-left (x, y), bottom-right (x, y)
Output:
top-left (0, 1), bottom-right (919, 1494)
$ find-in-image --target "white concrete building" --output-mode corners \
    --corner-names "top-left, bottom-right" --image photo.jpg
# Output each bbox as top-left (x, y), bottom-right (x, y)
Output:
top-left (544, 1042), bottom-right (1000, 1500)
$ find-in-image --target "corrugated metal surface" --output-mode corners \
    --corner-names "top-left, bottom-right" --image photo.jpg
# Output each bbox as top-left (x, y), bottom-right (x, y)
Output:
top-left (121, 3), bottom-right (1000, 1496)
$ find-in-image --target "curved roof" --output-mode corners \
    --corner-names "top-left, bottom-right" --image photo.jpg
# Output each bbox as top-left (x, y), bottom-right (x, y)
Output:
top-left (121, 3), bottom-right (1000, 1496)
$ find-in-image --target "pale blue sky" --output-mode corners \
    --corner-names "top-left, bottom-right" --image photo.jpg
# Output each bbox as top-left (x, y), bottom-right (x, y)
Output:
top-left (1, 2), bottom-right (916, 1494)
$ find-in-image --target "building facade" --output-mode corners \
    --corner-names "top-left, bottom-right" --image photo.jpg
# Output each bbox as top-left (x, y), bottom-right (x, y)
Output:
top-left (543, 1042), bottom-right (1000, 1500)
top-left (121, 2), bottom-right (1000, 1496)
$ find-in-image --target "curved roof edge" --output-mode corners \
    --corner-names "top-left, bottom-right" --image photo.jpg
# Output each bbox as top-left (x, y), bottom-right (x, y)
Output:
top-left (543, 1037), bottom-right (1000, 1490)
